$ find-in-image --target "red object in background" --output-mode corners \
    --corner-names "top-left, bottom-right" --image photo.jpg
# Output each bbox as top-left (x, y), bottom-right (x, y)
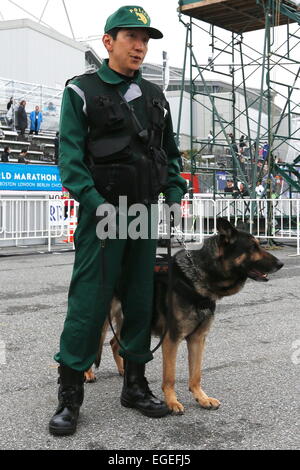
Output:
top-left (61, 186), bottom-right (74, 210)
top-left (181, 197), bottom-right (190, 218)
top-left (180, 172), bottom-right (200, 193)
top-left (61, 186), bottom-right (69, 206)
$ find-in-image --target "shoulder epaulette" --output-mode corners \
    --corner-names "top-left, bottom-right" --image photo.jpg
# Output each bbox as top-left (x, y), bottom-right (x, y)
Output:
top-left (65, 70), bottom-right (97, 87)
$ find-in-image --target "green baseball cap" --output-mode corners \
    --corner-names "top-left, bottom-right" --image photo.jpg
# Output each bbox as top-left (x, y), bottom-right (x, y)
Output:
top-left (104, 5), bottom-right (163, 39)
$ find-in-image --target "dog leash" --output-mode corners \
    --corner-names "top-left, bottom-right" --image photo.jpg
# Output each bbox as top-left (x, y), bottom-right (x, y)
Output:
top-left (171, 227), bottom-right (216, 340)
top-left (172, 226), bottom-right (203, 278)
top-left (100, 236), bottom-right (173, 359)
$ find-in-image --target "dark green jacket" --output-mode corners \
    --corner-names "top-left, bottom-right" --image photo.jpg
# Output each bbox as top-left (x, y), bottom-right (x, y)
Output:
top-left (59, 59), bottom-right (187, 214)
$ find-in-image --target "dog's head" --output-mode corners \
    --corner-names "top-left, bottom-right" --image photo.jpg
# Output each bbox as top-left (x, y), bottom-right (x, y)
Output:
top-left (216, 218), bottom-right (284, 282)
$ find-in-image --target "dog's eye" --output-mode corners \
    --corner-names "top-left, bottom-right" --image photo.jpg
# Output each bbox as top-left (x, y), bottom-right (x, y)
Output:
top-left (247, 238), bottom-right (260, 251)
top-left (249, 243), bottom-right (257, 252)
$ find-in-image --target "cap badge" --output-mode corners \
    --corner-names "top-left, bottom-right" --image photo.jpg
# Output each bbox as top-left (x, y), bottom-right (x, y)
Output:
top-left (129, 7), bottom-right (149, 25)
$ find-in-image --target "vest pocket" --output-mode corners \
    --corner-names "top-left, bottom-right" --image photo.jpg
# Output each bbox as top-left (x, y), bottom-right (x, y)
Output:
top-left (92, 95), bottom-right (125, 131)
top-left (91, 164), bottom-right (139, 207)
top-left (148, 147), bottom-right (169, 196)
top-left (87, 135), bottom-right (132, 163)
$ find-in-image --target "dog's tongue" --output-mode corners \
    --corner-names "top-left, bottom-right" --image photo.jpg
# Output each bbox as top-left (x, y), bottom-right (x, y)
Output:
top-left (248, 270), bottom-right (269, 282)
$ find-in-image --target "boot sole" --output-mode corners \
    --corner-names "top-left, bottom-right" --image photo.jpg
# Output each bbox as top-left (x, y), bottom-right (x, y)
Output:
top-left (49, 425), bottom-right (77, 436)
top-left (121, 397), bottom-right (171, 418)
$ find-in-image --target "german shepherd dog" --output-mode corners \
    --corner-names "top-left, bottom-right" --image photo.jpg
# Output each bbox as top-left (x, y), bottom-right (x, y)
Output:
top-left (85, 218), bottom-right (283, 413)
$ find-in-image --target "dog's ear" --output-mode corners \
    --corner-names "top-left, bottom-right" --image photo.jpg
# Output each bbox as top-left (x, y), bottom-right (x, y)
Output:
top-left (217, 218), bottom-right (237, 243)
top-left (236, 219), bottom-right (248, 231)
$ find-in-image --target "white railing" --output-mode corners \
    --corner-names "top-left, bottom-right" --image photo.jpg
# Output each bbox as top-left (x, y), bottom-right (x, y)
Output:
top-left (0, 198), bottom-right (68, 251)
top-left (0, 198), bottom-right (299, 255)
top-left (159, 197), bottom-right (300, 255)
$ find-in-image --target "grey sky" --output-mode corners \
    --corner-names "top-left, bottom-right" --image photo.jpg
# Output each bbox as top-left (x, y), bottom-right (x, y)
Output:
top-left (1, 0), bottom-right (299, 110)
top-left (0, 0), bottom-right (188, 67)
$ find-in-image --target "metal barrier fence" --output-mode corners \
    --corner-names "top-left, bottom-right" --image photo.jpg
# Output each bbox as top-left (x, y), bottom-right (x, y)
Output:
top-left (0, 198), bottom-right (299, 254)
top-left (160, 197), bottom-right (300, 254)
top-left (0, 198), bottom-right (67, 251)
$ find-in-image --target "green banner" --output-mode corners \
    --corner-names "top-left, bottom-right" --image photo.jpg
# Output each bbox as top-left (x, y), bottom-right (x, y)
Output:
top-left (179, 0), bottom-right (205, 6)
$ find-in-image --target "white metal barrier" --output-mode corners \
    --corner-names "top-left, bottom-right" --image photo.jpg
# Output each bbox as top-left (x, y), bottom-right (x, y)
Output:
top-left (0, 198), bottom-right (299, 254)
top-left (159, 197), bottom-right (300, 255)
top-left (0, 198), bottom-right (67, 251)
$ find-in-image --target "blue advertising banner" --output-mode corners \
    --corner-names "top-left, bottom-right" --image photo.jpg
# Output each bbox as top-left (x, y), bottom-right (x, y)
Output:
top-left (0, 163), bottom-right (62, 191)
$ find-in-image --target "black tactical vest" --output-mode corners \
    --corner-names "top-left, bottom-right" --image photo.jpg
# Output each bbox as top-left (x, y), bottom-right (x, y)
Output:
top-left (67, 72), bottom-right (167, 162)
top-left (66, 72), bottom-right (169, 205)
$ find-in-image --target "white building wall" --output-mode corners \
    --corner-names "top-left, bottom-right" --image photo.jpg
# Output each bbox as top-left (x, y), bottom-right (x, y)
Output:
top-left (166, 90), bottom-right (207, 150)
top-left (286, 117), bottom-right (300, 163)
top-left (0, 20), bottom-right (85, 89)
top-left (166, 90), bottom-right (190, 135)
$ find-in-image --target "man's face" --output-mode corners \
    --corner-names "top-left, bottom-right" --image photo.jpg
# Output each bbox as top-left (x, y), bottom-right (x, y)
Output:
top-left (103, 28), bottom-right (149, 76)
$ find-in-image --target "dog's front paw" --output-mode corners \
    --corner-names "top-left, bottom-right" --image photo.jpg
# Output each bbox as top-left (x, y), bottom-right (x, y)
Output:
top-left (166, 399), bottom-right (185, 414)
top-left (196, 396), bottom-right (220, 410)
top-left (84, 368), bottom-right (97, 383)
top-left (190, 386), bottom-right (221, 409)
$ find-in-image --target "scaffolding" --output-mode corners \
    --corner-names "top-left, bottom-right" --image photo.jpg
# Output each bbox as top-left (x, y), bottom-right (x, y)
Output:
top-left (177, 0), bottom-right (300, 200)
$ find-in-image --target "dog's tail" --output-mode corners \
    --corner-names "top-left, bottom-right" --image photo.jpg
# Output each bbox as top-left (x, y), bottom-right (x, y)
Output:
top-left (94, 318), bottom-right (109, 368)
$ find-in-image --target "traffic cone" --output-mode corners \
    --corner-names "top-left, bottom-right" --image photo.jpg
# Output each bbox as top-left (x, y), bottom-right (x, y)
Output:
top-left (67, 223), bottom-right (75, 243)
top-left (62, 207), bottom-right (76, 243)
top-left (67, 208), bottom-right (76, 243)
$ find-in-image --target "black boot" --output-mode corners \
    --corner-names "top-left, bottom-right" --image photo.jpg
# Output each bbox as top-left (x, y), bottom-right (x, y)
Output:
top-left (120, 360), bottom-right (170, 418)
top-left (49, 364), bottom-right (84, 436)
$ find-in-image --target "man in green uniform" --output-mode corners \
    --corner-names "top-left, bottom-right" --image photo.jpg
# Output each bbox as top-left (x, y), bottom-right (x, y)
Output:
top-left (49, 5), bottom-right (187, 436)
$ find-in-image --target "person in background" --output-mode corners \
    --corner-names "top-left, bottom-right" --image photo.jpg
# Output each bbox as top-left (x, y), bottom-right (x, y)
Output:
top-left (274, 175), bottom-right (282, 197)
top-left (238, 182), bottom-right (249, 198)
top-left (47, 102), bottom-right (56, 112)
top-left (238, 151), bottom-right (246, 173)
top-left (255, 180), bottom-right (265, 198)
top-left (207, 130), bottom-right (213, 153)
top-left (6, 98), bottom-right (14, 127)
top-left (18, 148), bottom-right (28, 163)
top-left (239, 135), bottom-right (246, 153)
top-left (16, 100), bottom-right (28, 138)
top-left (224, 179), bottom-right (234, 193)
top-left (1, 146), bottom-right (11, 162)
top-left (7, 97), bottom-right (13, 111)
top-left (224, 179), bottom-right (240, 198)
top-left (228, 132), bottom-right (234, 143)
top-left (228, 132), bottom-right (238, 153)
top-left (29, 106), bottom-right (43, 135)
top-left (262, 142), bottom-right (269, 160)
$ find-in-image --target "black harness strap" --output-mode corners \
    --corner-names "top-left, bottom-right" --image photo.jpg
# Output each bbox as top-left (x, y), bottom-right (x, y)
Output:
top-left (156, 259), bottom-right (215, 340)
top-left (158, 260), bottom-right (215, 311)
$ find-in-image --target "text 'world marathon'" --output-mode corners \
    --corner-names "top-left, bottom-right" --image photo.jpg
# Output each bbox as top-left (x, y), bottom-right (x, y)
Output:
top-left (0, 171), bottom-right (58, 181)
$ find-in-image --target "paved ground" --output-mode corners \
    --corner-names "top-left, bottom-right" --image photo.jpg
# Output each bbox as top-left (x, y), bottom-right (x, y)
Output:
top-left (0, 244), bottom-right (299, 451)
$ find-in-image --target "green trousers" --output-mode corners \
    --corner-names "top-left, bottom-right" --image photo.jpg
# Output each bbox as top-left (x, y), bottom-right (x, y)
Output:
top-left (54, 206), bottom-right (158, 372)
